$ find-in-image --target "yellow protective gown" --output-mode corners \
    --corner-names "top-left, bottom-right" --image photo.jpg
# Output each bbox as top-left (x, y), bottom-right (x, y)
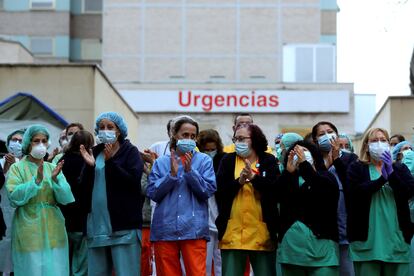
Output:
top-left (6, 156), bottom-right (75, 276)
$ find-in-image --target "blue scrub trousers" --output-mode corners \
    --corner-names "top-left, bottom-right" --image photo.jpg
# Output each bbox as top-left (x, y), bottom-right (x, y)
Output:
top-left (88, 240), bottom-right (141, 276)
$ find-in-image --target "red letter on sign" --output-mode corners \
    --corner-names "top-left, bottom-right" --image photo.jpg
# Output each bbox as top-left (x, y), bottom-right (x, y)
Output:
top-left (202, 95), bottom-right (213, 112)
top-left (269, 95), bottom-right (279, 107)
top-left (179, 91), bottom-right (191, 107)
top-left (239, 95), bottom-right (249, 107)
top-left (215, 95), bottom-right (225, 107)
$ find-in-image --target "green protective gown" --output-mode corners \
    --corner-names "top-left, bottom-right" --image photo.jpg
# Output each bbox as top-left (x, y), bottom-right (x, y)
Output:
top-left (350, 165), bottom-right (410, 263)
top-left (6, 156), bottom-right (75, 276)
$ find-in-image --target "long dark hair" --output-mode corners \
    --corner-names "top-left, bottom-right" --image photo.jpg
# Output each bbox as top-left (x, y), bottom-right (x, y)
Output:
top-left (65, 130), bottom-right (94, 154)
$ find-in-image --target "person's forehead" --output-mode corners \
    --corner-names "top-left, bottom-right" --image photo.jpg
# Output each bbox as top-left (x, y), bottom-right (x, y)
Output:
top-left (236, 116), bottom-right (252, 124)
top-left (11, 133), bottom-right (23, 139)
top-left (32, 133), bottom-right (47, 140)
top-left (179, 123), bottom-right (197, 133)
top-left (317, 124), bottom-right (333, 133)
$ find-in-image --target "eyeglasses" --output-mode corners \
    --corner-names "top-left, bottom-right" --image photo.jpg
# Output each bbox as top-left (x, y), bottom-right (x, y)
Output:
top-left (232, 136), bottom-right (251, 143)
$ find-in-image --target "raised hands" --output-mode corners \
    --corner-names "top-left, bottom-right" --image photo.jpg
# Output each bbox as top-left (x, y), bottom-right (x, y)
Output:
top-left (381, 151), bottom-right (394, 180)
top-left (52, 160), bottom-right (64, 183)
top-left (35, 160), bottom-right (44, 185)
top-left (170, 149), bottom-right (179, 177)
top-left (182, 151), bottom-right (193, 173)
top-left (330, 135), bottom-right (341, 160)
top-left (80, 145), bottom-right (95, 167)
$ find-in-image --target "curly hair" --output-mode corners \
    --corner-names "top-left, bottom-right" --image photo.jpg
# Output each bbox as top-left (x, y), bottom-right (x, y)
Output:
top-left (284, 140), bottom-right (326, 171)
top-left (234, 124), bottom-right (267, 154)
top-left (197, 129), bottom-right (224, 154)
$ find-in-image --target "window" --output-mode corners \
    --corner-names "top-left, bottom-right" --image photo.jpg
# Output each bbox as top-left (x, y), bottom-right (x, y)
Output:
top-left (81, 39), bottom-right (101, 60)
top-left (283, 44), bottom-right (336, 83)
top-left (31, 0), bottom-right (54, 9)
top-left (83, 0), bottom-right (102, 13)
top-left (30, 37), bottom-right (54, 56)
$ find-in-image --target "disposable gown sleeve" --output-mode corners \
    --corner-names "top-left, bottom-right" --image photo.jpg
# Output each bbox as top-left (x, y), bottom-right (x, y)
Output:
top-left (6, 164), bottom-right (41, 207)
top-left (183, 156), bottom-right (216, 201)
top-left (147, 159), bottom-right (179, 203)
top-left (52, 171), bottom-right (75, 205)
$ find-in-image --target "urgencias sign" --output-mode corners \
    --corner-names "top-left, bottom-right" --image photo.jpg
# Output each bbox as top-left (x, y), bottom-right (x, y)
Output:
top-left (120, 90), bottom-right (349, 113)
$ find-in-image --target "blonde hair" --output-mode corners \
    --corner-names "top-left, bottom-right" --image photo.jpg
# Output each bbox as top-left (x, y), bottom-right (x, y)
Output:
top-left (359, 127), bottom-right (390, 163)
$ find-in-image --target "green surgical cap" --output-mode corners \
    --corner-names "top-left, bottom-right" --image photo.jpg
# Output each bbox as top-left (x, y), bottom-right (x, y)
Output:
top-left (22, 124), bottom-right (50, 155)
top-left (281, 132), bottom-right (303, 149)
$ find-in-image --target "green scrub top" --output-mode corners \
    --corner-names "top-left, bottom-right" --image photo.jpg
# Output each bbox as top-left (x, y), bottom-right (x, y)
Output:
top-left (278, 221), bottom-right (339, 267)
top-left (350, 164), bottom-right (410, 263)
top-left (87, 153), bottom-right (138, 248)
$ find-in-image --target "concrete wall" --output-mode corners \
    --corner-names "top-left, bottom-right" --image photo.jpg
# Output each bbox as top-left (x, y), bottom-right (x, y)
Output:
top-left (103, 0), bottom-right (333, 83)
top-left (94, 68), bottom-right (139, 144)
top-left (0, 41), bottom-right (34, 63)
top-left (0, 11), bottom-right (69, 36)
top-left (0, 65), bottom-right (139, 144)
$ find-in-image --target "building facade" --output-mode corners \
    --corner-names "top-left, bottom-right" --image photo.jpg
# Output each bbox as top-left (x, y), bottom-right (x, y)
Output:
top-left (102, 0), bottom-right (353, 149)
top-left (0, 0), bottom-right (102, 62)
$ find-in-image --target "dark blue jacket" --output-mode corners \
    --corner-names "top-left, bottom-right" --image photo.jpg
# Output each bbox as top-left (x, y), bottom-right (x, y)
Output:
top-left (80, 139), bottom-right (144, 231)
top-left (278, 161), bottom-right (339, 242)
top-left (347, 161), bottom-right (414, 244)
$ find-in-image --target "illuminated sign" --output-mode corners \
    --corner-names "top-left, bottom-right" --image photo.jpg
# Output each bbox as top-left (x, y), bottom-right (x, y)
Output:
top-left (120, 90), bottom-right (350, 113)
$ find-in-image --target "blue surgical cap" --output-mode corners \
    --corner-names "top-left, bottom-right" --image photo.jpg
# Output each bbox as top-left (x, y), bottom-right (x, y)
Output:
top-left (339, 133), bottom-right (354, 153)
top-left (392, 141), bottom-right (411, 160)
top-left (95, 112), bottom-right (128, 139)
top-left (22, 125), bottom-right (50, 155)
top-left (281, 132), bottom-right (303, 149)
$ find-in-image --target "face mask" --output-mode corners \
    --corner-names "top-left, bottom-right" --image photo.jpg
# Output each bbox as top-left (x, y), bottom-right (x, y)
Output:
top-left (318, 133), bottom-right (337, 152)
top-left (402, 150), bottom-right (414, 174)
top-left (368, 141), bottom-right (390, 161)
top-left (60, 139), bottom-right (68, 148)
top-left (176, 139), bottom-right (196, 153)
top-left (8, 141), bottom-right (23, 158)
top-left (293, 151), bottom-right (314, 167)
top-left (30, 143), bottom-right (47, 160)
top-left (205, 150), bottom-right (217, 159)
top-left (341, 148), bottom-right (351, 154)
top-left (98, 130), bottom-right (117, 144)
top-left (275, 143), bottom-right (281, 151)
top-left (276, 147), bottom-right (283, 161)
top-left (235, 142), bottom-right (251, 157)
top-left (304, 151), bottom-right (314, 165)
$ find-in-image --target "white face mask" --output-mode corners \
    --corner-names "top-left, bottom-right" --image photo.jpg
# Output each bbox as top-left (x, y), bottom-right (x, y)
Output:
top-left (368, 141), bottom-right (390, 161)
top-left (292, 151), bottom-right (314, 167)
top-left (30, 143), bottom-right (47, 160)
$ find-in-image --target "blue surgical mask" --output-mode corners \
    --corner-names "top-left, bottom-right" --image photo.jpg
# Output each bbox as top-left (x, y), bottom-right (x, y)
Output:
top-left (8, 141), bottom-right (23, 158)
top-left (275, 143), bottom-right (281, 151)
top-left (205, 150), bottom-right (217, 159)
top-left (235, 142), bottom-right (251, 157)
top-left (98, 130), bottom-right (117, 144)
top-left (368, 141), bottom-right (390, 161)
top-left (177, 139), bottom-right (196, 153)
top-left (276, 147), bottom-right (283, 161)
top-left (318, 133), bottom-right (336, 152)
top-left (402, 150), bottom-right (414, 175)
